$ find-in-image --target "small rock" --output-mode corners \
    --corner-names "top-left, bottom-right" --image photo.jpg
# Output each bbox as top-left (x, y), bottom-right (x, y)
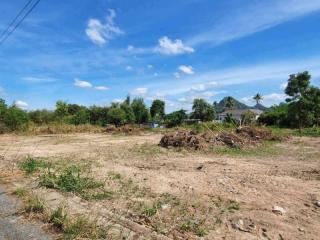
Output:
top-left (272, 206), bottom-right (286, 215)
top-left (315, 201), bottom-right (320, 207)
top-left (298, 227), bottom-right (305, 232)
top-left (161, 204), bottom-right (171, 210)
top-left (196, 165), bottom-right (204, 170)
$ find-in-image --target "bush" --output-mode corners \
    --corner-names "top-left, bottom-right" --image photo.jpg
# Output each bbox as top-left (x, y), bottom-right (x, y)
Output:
top-left (4, 106), bottom-right (29, 131)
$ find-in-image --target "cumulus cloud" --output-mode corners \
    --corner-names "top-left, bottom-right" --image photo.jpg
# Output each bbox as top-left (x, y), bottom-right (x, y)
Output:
top-left (131, 87), bottom-right (148, 96)
top-left (14, 100), bottom-right (29, 109)
top-left (74, 78), bottom-right (93, 88)
top-left (95, 86), bottom-right (109, 91)
top-left (86, 9), bottom-right (124, 46)
top-left (179, 65), bottom-right (194, 75)
top-left (155, 36), bottom-right (194, 55)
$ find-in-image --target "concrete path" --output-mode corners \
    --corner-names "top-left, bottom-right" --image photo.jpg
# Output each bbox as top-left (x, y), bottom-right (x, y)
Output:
top-left (0, 186), bottom-right (53, 240)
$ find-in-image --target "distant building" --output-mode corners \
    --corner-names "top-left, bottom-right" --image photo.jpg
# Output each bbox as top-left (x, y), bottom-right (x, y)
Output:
top-left (217, 109), bottom-right (264, 122)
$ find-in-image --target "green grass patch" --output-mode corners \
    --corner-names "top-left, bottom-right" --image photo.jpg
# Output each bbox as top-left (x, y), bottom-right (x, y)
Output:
top-left (12, 187), bottom-right (27, 198)
top-left (24, 195), bottom-right (46, 214)
top-left (39, 165), bottom-right (113, 201)
top-left (19, 156), bottom-right (49, 174)
top-left (268, 126), bottom-right (320, 137)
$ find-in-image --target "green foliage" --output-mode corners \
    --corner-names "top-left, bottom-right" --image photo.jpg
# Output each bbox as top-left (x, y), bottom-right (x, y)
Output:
top-left (164, 109), bottom-right (187, 127)
top-left (88, 105), bottom-right (109, 126)
top-left (259, 103), bottom-right (290, 126)
top-left (39, 165), bottom-right (112, 201)
top-left (150, 99), bottom-right (165, 121)
top-left (29, 109), bottom-right (55, 125)
top-left (24, 195), bottom-right (46, 214)
top-left (191, 98), bottom-right (215, 121)
top-left (50, 204), bottom-right (69, 230)
top-left (4, 105), bottom-right (29, 131)
top-left (70, 108), bottom-right (90, 125)
top-left (107, 107), bottom-right (126, 126)
top-left (19, 156), bottom-right (49, 174)
top-left (131, 98), bottom-right (149, 124)
top-left (120, 102), bottom-right (135, 124)
top-left (55, 101), bottom-right (69, 121)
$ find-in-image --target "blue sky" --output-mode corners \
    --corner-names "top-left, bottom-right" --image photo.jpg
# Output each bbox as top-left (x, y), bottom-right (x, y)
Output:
top-left (1, 0), bottom-right (320, 112)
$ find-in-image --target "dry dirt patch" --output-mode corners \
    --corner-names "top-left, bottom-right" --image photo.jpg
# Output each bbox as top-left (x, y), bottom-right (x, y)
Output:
top-left (0, 133), bottom-right (319, 239)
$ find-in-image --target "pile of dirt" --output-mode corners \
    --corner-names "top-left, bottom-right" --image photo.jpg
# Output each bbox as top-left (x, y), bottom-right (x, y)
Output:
top-left (105, 124), bottom-right (140, 134)
top-left (160, 126), bottom-right (282, 150)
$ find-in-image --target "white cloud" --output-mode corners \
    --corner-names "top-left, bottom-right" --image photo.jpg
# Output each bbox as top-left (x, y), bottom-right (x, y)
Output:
top-left (155, 36), bottom-right (194, 55)
top-left (188, 1), bottom-right (320, 47)
top-left (154, 73), bottom-right (159, 77)
top-left (74, 78), bottom-right (92, 88)
top-left (14, 100), bottom-right (29, 109)
top-left (95, 86), bottom-right (109, 91)
top-left (22, 76), bottom-right (57, 83)
top-left (179, 65), bottom-right (194, 75)
top-left (147, 64), bottom-right (153, 69)
top-left (112, 98), bottom-right (123, 104)
top-left (86, 9), bottom-right (124, 46)
top-left (131, 87), bottom-right (148, 96)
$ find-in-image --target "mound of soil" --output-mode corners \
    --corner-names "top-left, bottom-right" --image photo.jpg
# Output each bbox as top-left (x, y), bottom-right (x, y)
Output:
top-left (160, 126), bottom-right (282, 150)
top-left (105, 124), bottom-right (140, 134)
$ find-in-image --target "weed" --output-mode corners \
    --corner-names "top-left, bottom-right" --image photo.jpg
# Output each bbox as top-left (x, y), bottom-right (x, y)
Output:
top-left (180, 219), bottom-right (208, 237)
top-left (63, 216), bottom-right (106, 240)
top-left (50, 204), bottom-right (69, 230)
top-left (227, 200), bottom-right (240, 211)
top-left (24, 195), bottom-right (46, 214)
top-left (19, 156), bottom-right (49, 174)
top-left (39, 165), bottom-right (112, 201)
top-left (108, 171), bottom-right (121, 180)
top-left (12, 187), bottom-right (27, 198)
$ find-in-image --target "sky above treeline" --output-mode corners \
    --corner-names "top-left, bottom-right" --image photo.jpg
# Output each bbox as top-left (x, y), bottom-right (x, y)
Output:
top-left (1, 0), bottom-right (320, 112)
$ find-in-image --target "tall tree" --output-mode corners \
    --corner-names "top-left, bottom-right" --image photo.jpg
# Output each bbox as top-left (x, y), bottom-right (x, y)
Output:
top-left (150, 99), bottom-right (165, 121)
top-left (55, 101), bottom-right (69, 121)
top-left (131, 98), bottom-right (149, 124)
top-left (285, 71), bottom-right (311, 131)
top-left (191, 98), bottom-right (215, 121)
top-left (164, 109), bottom-right (187, 127)
top-left (253, 93), bottom-right (263, 105)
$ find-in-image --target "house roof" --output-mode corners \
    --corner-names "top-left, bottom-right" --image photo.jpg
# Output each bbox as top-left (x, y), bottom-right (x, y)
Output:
top-left (218, 109), bottom-right (264, 116)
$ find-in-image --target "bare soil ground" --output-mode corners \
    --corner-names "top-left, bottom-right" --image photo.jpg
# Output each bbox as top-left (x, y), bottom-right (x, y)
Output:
top-left (0, 133), bottom-right (319, 239)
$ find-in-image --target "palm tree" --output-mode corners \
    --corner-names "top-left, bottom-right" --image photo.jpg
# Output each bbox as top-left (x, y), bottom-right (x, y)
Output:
top-left (253, 93), bottom-right (263, 105)
top-left (225, 96), bottom-right (235, 110)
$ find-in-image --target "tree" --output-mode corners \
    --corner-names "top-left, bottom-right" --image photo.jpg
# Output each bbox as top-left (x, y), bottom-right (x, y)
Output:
top-left (70, 108), bottom-right (90, 125)
top-left (225, 97), bottom-right (235, 110)
top-left (285, 71), bottom-right (311, 131)
top-left (107, 107), bottom-right (126, 126)
top-left (29, 109), bottom-right (55, 125)
top-left (258, 103), bottom-right (290, 126)
top-left (4, 105), bottom-right (29, 131)
top-left (131, 98), bottom-right (149, 124)
top-left (164, 109), bottom-right (187, 127)
top-left (191, 98), bottom-right (215, 121)
top-left (253, 93), bottom-right (263, 105)
top-left (55, 101), bottom-right (69, 121)
top-left (120, 102), bottom-right (135, 124)
top-left (150, 99), bottom-right (165, 121)
top-left (0, 98), bottom-right (7, 122)
top-left (88, 106), bottom-right (109, 126)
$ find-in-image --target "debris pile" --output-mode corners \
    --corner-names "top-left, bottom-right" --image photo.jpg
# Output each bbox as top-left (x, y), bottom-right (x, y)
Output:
top-left (160, 126), bottom-right (282, 150)
top-left (105, 124), bottom-right (139, 134)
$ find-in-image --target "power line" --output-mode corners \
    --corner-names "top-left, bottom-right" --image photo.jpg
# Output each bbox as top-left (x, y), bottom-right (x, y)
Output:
top-left (0, 0), bottom-right (34, 41)
top-left (0, 0), bottom-right (41, 46)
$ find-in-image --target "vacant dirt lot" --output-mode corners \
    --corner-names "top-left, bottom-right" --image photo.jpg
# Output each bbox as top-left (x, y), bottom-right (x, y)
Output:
top-left (0, 133), bottom-right (319, 239)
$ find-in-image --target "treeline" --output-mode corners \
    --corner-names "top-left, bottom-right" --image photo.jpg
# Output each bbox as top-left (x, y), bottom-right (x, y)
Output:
top-left (259, 71), bottom-right (320, 129)
top-left (1, 71), bottom-right (319, 133)
top-left (0, 96), bottom-right (217, 132)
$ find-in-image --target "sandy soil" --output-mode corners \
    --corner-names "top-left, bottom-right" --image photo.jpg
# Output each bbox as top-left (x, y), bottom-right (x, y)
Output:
top-left (0, 133), bottom-right (319, 239)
